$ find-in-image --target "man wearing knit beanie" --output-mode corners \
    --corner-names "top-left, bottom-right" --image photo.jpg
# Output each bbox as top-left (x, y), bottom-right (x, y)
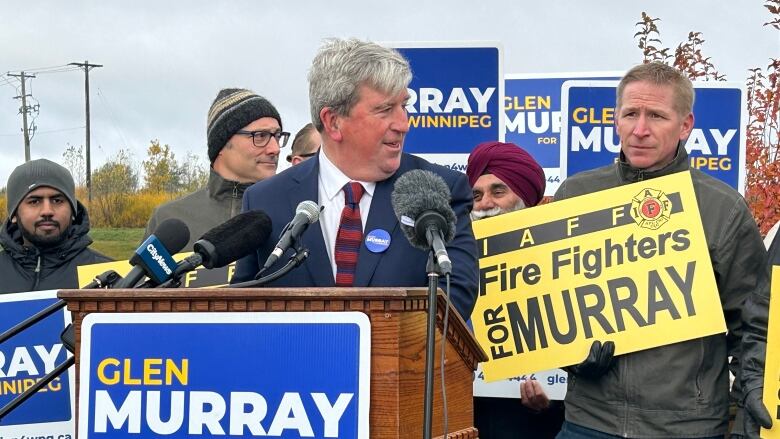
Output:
top-left (1, 159), bottom-right (110, 293)
top-left (466, 141), bottom-right (546, 221)
top-left (145, 88), bottom-right (287, 248)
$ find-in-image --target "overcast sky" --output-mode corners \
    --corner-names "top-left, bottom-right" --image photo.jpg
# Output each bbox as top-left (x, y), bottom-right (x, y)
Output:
top-left (0, 0), bottom-right (777, 188)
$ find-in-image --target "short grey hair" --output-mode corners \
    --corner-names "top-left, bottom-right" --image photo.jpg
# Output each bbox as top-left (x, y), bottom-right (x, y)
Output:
top-left (616, 62), bottom-right (694, 117)
top-left (308, 38), bottom-right (412, 131)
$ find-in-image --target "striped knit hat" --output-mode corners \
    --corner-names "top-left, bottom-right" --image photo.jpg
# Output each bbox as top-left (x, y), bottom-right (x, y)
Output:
top-left (206, 88), bottom-right (282, 163)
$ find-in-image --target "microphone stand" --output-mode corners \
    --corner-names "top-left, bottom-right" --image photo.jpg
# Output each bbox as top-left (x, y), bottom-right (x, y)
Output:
top-left (230, 245), bottom-right (310, 288)
top-left (0, 271), bottom-right (121, 418)
top-left (0, 325), bottom-right (76, 420)
top-left (0, 270), bottom-right (121, 345)
top-left (423, 251), bottom-right (441, 439)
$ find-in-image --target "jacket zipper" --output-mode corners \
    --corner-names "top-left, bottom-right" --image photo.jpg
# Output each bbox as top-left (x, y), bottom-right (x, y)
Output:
top-left (232, 183), bottom-right (241, 216)
top-left (32, 255), bottom-right (41, 290)
top-left (695, 339), bottom-right (704, 399)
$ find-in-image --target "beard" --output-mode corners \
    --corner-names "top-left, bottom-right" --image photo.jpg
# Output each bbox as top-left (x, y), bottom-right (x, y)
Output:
top-left (21, 221), bottom-right (67, 248)
top-left (470, 200), bottom-right (527, 221)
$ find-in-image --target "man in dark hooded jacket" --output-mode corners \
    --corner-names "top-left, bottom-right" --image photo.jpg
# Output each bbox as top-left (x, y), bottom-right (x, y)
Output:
top-left (0, 159), bottom-right (111, 293)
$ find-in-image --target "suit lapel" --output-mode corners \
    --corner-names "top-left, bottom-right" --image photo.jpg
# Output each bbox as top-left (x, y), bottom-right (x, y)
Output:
top-left (291, 157), bottom-right (334, 286)
top-left (353, 164), bottom-right (405, 287)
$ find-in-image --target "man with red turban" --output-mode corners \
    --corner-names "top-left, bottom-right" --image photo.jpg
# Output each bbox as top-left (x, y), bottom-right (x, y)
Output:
top-left (466, 141), bottom-right (546, 220)
top-left (467, 141), bottom-right (563, 438)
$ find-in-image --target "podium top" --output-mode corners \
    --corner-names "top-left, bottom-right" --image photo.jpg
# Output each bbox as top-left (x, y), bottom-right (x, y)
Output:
top-left (58, 286), bottom-right (488, 366)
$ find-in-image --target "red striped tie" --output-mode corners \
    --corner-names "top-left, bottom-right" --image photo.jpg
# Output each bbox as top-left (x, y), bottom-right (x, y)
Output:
top-left (335, 182), bottom-right (364, 287)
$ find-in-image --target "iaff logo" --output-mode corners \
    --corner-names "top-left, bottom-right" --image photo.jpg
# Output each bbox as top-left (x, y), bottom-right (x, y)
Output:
top-left (630, 189), bottom-right (671, 230)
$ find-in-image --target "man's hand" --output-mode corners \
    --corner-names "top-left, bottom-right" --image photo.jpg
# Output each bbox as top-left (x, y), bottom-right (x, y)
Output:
top-left (520, 379), bottom-right (550, 412)
top-left (743, 388), bottom-right (772, 439)
top-left (567, 340), bottom-right (615, 380)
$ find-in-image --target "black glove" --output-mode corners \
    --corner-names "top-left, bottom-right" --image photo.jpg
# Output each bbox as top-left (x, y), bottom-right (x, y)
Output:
top-left (743, 387), bottom-right (772, 439)
top-left (567, 340), bottom-right (615, 379)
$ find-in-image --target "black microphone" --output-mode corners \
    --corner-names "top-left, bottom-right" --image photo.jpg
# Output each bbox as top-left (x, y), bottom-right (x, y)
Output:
top-left (261, 201), bottom-right (320, 271)
top-left (82, 270), bottom-right (122, 289)
top-left (113, 218), bottom-right (190, 288)
top-left (391, 169), bottom-right (457, 275)
top-left (169, 211), bottom-right (273, 280)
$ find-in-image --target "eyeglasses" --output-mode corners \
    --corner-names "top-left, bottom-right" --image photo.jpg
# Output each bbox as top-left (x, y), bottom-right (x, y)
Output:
top-left (286, 151), bottom-right (318, 163)
top-left (236, 130), bottom-right (291, 148)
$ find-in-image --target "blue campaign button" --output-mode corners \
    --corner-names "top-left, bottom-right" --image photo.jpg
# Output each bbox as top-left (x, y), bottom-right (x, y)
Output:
top-left (365, 229), bottom-right (391, 253)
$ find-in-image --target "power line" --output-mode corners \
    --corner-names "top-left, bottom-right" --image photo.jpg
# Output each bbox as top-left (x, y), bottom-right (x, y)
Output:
top-left (96, 87), bottom-right (129, 149)
top-left (34, 126), bottom-right (86, 135)
top-left (0, 77), bottom-right (16, 88)
top-left (0, 126), bottom-right (85, 137)
top-left (9, 64), bottom-right (74, 74)
top-left (33, 67), bottom-right (81, 75)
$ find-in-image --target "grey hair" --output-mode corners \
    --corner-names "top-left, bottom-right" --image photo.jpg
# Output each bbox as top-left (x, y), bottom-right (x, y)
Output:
top-left (308, 38), bottom-right (412, 131)
top-left (616, 62), bottom-right (694, 117)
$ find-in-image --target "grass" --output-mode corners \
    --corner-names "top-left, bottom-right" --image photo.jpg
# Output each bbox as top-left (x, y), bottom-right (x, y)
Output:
top-left (89, 228), bottom-right (145, 260)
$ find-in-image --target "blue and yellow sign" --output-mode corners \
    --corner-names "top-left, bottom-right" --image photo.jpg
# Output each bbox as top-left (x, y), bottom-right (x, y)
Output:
top-left (0, 290), bottom-right (74, 438)
top-left (560, 80), bottom-right (747, 193)
top-left (78, 312), bottom-right (370, 438)
top-left (504, 73), bottom-right (619, 195)
top-left (395, 43), bottom-right (503, 173)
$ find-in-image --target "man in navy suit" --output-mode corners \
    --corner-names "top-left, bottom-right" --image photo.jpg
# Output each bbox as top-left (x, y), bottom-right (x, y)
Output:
top-left (231, 38), bottom-right (479, 319)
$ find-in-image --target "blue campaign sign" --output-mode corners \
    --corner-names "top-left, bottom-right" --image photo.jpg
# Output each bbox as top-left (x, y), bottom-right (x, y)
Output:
top-left (504, 73), bottom-right (620, 195)
top-left (0, 290), bottom-right (75, 438)
top-left (79, 312), bottom-right (371, 439)
top-left (560, 80), bottom-right (747, 193)
top-left (395, 43), bottom-right (503, 172)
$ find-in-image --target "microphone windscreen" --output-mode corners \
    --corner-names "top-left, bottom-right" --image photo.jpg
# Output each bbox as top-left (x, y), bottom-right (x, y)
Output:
top-left (198, 210), bottom-right (273, 268)
top-left (153, 218), bottom-right (190, 255)
top-left (391, 169), bottom-right (457, 249)
top-left (296, 200), bottom-right (321, 224)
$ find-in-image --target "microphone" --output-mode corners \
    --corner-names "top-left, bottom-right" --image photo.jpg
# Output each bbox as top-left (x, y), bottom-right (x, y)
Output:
top-left (170, 211), bottom-right (273, 280)
top-left (82, 270), bottom-right (122, 289)
top-left (261, 201), bottom-right (320, 271)
top-left (113, 218), bottom-right (190, 288)
top-left (391, 170), bottom-right (457, 275)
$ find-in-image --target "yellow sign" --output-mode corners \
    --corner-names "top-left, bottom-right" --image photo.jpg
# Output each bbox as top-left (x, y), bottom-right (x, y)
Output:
top-left (762, 266), bottom-right (780, 438)
top-left (77, 254), bottom-right (236, 289)
top-left (471, 171), bottom-right (726, 381)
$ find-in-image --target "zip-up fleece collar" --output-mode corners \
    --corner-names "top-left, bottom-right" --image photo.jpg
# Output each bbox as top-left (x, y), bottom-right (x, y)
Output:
top-left (617, 142), bottom-right (689, 182)
top-left (207, 169), bottom-right (253, 202)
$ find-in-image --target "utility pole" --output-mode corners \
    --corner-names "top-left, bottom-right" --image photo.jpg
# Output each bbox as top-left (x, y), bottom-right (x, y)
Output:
top-left (69, 61), bottom-right (102, 203)
top-left (7, 71), bottom-right (37, 162)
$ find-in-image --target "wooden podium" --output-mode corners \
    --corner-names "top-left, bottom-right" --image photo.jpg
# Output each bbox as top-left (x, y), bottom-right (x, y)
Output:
top-left (59, 287), bottom-right (487, 438)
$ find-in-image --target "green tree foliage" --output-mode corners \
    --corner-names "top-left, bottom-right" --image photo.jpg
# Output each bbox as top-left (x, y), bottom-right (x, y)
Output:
top-left (142, 139), bottom-right (181, 193)
top-left (91, 149), bottom-right (139, 227)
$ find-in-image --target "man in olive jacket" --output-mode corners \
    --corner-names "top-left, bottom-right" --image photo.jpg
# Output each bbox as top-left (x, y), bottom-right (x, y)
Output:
top-left (145, 88), bottom-right (287, 248)
top-left (0, 159), bottom-right (111, 293)
top-left (553, 63), bottom-right (771, 439)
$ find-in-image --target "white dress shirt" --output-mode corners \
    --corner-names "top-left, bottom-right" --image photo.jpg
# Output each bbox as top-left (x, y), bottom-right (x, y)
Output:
top-left (317, 151), bottom-right (375, 280)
